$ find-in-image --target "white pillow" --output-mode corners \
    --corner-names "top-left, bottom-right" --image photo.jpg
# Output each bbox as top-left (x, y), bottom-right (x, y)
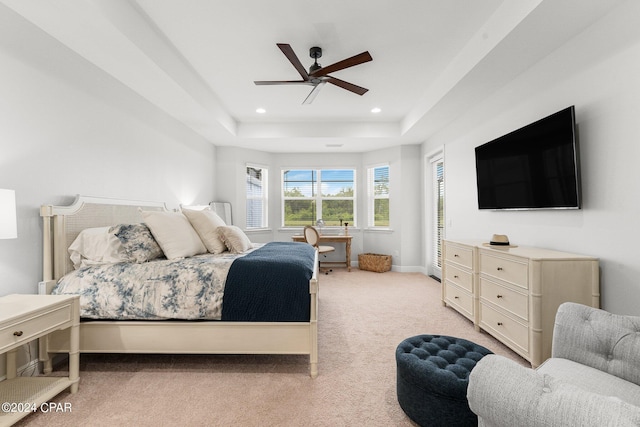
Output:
top-left (139, 210), bottom-right (206, 259)
top-left (182, 208), bottom-right (227, 254)
top-left (217, 225), bottom-right (253, 254)
top-left (68, 227), bottom-right (124, 269)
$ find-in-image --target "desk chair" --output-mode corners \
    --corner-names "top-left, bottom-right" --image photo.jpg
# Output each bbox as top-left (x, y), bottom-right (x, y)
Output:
top-left (303, 225), bottom-right (335, 274)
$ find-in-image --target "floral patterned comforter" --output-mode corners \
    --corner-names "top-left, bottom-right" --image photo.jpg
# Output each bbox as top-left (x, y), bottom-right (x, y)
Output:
top-left (52, 248), bottom-right (259, 320)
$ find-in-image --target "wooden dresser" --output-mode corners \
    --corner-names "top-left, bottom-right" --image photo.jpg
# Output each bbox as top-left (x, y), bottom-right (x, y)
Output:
top-left (442, 239), bottom-right (599, 367)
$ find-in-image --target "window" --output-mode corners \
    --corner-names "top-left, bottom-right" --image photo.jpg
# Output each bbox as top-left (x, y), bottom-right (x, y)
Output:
top-left (282, 169), bottom-right (355, 227)
top-left (367, 165), bottom-right (389, 227)
top-left (246, 165), bottom-right (268, 228)
top-left (428, 154), bottom-right (444, 278)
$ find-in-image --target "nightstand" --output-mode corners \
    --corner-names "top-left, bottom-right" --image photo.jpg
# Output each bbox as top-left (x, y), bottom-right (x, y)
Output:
top-left (0, 294), bottom-right (79, 426)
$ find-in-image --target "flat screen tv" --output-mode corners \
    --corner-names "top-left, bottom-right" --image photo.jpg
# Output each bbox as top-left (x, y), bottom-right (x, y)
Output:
top-left (475, 106), bottom-right (580, 210)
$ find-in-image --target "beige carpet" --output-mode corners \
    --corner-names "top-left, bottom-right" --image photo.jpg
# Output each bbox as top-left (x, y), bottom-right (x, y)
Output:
top-left (16, 269), bottom-right (526, 427)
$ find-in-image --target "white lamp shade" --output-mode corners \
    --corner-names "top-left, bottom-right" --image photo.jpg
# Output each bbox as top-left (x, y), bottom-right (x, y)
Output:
top-left (0, 189), bottom-right (17, 239)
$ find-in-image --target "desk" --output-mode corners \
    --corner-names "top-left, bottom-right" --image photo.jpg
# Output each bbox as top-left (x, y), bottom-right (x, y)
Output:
top-left (292, 234), bottom-right (353, 272)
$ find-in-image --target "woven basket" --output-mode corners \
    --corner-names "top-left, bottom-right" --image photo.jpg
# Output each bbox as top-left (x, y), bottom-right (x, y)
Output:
top-left (358, 253), bottom-right (392, 273)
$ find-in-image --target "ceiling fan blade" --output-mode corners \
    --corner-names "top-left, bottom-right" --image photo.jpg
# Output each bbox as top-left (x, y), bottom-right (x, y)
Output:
top-left (303, 83), bottom-right (326, 105)
top-left (326, 77), bottom-right (368, 95)
top-left (277, 43), bottom-right (310, 80)
top-left (310, 51), bottom-right (372, 77)
top-left (254, 80), bottom-right (310, 85)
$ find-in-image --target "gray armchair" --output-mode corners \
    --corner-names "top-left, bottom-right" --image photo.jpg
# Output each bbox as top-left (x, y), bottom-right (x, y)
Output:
top-left (467, 302), bottom-right (640, 427)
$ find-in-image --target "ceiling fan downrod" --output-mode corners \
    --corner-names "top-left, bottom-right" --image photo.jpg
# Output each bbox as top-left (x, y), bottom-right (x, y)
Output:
top-left (309, 46), bottom-right (322, 75)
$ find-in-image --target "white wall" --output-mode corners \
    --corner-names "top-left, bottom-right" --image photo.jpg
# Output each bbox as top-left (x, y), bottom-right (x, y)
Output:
top-left (423, 0), bottom-right (640, 315)
top-left (0, 6), bottom-right (216, 297)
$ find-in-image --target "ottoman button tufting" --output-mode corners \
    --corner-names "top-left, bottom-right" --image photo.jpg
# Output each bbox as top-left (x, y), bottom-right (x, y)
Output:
top-left (395, 335), bottom-right (492, 427)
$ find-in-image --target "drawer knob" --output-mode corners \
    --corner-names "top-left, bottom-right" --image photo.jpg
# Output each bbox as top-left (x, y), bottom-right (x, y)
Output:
top-left (13, 331), bottom-right (24, 337)
top-left (454, 296), bottom-right (459, 299)
top-left (454, 254), bottom-right (460, 258)
top-left (497, 322), bottom-right (503, 326)
top-left (453, 275), bottom-right (459, 279)
top-left (497, 267), bottom-right (503, 271)
top-left (496, 294), bottom-right (503, 298)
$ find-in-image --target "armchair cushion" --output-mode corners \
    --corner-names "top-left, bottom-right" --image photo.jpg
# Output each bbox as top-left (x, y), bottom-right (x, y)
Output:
top-left (468, 355), bottom-right (640, 427)
top-left (537, 357), bottom-right (640, 407)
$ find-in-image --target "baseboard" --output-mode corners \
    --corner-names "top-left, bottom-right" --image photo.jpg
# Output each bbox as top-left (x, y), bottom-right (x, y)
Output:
top-left (391, 265), bottom-right (428, 274)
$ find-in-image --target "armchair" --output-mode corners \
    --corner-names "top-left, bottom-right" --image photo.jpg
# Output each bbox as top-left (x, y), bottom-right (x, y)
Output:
top-left (467, 302), bottom-right (640, 427)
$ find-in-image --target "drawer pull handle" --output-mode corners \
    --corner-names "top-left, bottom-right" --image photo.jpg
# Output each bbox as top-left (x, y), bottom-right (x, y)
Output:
top-left (496, 294), bottom-right (503, 298)
top-left (497, 322), bottom-right (503, 326)
top-left (454, 254), bottom-right (460, 258)
top-left (453, 275), bottom-right (459, 279)
top-left (497, 267), bottom-right (503, 271)
top-left (13, 331), bottom-right (24, 337)
top-left (454, 296), bottom-right (459, 299)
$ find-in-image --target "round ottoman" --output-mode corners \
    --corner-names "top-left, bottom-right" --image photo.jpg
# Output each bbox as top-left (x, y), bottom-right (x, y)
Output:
top-left (395, 335), bottom-right (492, 427)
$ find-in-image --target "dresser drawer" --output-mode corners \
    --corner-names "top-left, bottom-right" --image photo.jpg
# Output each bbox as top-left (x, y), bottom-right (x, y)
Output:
top-left (480, 303), bottom-right (529, 354)
top-left (445, 243), bottom-right (473, 269)
top-left (479, 252), bottom-right (528, 289)
top-left (0, 305), bottom-right (72, 351)
top-left (444, 282), bottom-right (474, 318)
top-left (444, 263), bottom-right (473, 293)
top-left (480, 278), bottom-right (528, 321)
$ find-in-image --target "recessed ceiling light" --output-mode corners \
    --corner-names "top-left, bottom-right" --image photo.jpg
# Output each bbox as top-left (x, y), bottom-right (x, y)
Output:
top-left (371, 107), bottom-right (381, 113)
top-left (256, 108), bottom-right (266, 114)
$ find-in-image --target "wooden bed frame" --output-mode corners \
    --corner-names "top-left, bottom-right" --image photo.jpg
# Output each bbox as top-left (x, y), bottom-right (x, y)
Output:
top-left (39, 196), bottom-right (319, 377)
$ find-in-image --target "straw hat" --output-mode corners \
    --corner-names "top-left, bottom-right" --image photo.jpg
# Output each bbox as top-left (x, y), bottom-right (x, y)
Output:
top-left (489, 234), bottom-right (510, 246)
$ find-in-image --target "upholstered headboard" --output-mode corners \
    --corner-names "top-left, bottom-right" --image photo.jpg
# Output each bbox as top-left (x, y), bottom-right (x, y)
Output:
top-left (40, 195), bottom-right (169, 281)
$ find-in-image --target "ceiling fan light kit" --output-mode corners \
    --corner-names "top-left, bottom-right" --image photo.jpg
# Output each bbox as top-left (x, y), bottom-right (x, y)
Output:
top-left (254, 43), bottom-right (372, 104)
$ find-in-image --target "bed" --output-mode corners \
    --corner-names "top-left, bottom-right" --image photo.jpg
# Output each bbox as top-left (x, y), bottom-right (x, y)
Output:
top-left (39, 195), bottom-right (319, 377)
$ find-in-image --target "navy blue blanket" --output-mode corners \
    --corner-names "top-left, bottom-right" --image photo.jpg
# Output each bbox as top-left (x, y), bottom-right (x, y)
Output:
top-left (221, 242), bottom-right (315, 322)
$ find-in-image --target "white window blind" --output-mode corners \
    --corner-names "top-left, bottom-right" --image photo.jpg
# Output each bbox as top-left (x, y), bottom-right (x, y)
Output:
top-left (432, 157), bottom-right (444, 272)
top-left (246, 165), bottom-right (268, 228)
top-left (282, 169), bottom-right (355, 227)
top-left (367, 165), bottom-right (389, 227)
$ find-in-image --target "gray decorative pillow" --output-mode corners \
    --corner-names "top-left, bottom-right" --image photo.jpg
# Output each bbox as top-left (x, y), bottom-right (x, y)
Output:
top-left (109, 223), bottom-right (164, 263)
top-left (217, 225), bottom-right (253, 254)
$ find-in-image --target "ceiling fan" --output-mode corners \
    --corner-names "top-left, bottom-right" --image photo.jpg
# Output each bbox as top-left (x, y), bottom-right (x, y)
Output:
top-left (254, 43), bottom-right (373, 104)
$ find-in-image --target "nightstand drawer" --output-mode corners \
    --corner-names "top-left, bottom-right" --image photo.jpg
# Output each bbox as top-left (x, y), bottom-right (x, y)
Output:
top-left (444, 264), bottom-right (473, 293)
top-left (480, 278), bottom-right (528, 321)
top-left (445, 244), bottom-right (473, 269)
top-left (0, 305), bottom-right (71, 352)
top-left (479, 253), bottom-right (528, 288)
top-left (480, 303), bottom-right (529, 354)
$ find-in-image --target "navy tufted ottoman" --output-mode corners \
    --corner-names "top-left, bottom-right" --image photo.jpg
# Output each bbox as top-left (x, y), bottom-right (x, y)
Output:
top-left (395, 335), bottom-right (492, 427)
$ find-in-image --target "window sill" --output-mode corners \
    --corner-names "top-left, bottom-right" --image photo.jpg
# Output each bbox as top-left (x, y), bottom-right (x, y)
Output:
top-left (278, 227), bottom-right (360, 234)
top-left (363, 227), bottom-right (394, 233)
top-left (245, 228), bottom-right (272, 233)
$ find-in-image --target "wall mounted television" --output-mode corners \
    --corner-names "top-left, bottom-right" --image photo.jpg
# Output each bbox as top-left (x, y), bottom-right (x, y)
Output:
top-left (475, 106), bottom-right (580, 210)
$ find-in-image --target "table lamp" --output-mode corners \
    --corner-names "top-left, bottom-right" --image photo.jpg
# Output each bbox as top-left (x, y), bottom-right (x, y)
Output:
top-left (0, 189), bottom-right (17, 239)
